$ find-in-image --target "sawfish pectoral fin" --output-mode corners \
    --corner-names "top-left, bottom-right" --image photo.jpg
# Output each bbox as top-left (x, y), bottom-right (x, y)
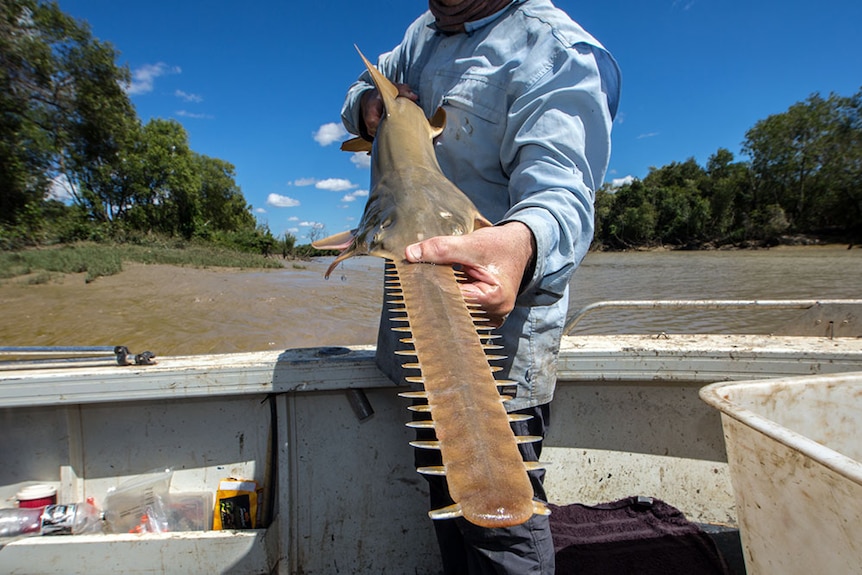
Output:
top-left (428, 501), bottom-right (551, 525)
top-left (312, 229), bottom-right (355, 251)
top-left (311, 230), bottom-right (359, 278)
top-left (341, 136), bottom-right (372, 154)
top-left (474, 214), bottom-right (494, 229)
top-left (429, 503), bottom-right (464, 521)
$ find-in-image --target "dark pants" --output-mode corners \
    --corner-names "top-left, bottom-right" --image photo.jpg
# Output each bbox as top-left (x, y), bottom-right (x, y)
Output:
top-left (414, 403), bottom-right (555, 575)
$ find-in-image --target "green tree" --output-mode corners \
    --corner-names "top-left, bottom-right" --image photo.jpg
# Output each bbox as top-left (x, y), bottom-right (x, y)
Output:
top-left (0, 0), bottom-right (66, 226)
top-left (124, 119), bottom-right (200, 238)
top-left (705, 148), bottom-right (753, 241)
top-left (279, 233), bottom-right (297, 259)
top-left (61, 30), bottom-right (137, 226)
top-left (0, 0), bottom-right (136, 229)
top-left (742, 90), bottom-right (862, 234)
top-left (195, 155), bottom-right (255, 234)
top-left (0, 0), bottom-right (268, 247)
top-left (592, 183), bottom-right (616, 248)
top-left (817, 89), bottom-right (862, 235)
top-left (602, 179), bottom-right (657, 247)
top-left (643, 159), bottom-right (710, 244)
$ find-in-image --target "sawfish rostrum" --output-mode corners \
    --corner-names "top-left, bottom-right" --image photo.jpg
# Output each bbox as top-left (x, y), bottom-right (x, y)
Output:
top-left (313, 48), bottom-right (549, 528)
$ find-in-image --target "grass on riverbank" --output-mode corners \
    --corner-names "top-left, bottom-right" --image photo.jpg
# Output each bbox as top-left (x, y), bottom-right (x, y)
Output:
top-left (0, 242), bottom-right (284, 284)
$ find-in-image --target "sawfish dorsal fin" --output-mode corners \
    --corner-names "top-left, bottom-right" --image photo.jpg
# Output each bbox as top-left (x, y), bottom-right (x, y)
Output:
top-left (429, 107), bottom-right (446, 139)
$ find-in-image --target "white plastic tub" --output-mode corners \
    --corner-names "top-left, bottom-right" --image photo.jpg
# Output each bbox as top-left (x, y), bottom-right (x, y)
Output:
top-left (700, 372), bottom-right (862, 575)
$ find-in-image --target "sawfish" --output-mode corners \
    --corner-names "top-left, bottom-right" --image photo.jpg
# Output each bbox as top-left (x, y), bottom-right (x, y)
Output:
top-left (313, 48), bottom-right (549, 528)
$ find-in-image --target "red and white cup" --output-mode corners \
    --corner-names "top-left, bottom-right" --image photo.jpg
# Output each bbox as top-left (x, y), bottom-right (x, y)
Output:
top-left (16, 484), bottom-right (58, 508)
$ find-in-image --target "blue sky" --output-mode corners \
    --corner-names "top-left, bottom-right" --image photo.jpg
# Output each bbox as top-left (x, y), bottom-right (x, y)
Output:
top-left (57, 0), bottom-right (862, 241)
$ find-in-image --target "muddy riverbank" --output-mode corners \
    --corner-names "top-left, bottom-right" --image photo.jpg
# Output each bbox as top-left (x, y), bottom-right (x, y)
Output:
top-left (0, 258), bottom-right (385, 357)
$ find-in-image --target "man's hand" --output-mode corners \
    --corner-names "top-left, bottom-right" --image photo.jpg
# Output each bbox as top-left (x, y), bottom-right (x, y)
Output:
top-left (360, 84), bottom-right (419, 138)
top-left (404, 222), bottom-right (536, 327)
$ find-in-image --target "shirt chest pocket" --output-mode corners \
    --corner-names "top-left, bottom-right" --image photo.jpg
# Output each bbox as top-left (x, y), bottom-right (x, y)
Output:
top-left (430, 70), bottom-right (508, 151)
top-left (431, 70), bottom-right (507, 123)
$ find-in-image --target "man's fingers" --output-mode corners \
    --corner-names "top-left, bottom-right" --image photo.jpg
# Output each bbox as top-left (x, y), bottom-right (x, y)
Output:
top-left (406, 236), bottom-right (476, 267)
top-left (362, 84), bottom-right (418, 138)
top-left (396, 83), bottom-right (419, 101)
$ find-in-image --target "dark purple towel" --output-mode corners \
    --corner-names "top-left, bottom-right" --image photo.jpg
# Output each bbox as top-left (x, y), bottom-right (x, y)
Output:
top-left (550, 497), bottom-right (731, 575)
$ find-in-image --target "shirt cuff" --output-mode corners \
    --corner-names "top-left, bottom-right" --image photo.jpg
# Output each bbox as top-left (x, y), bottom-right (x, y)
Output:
top-left (498, 207), bottom-right (561, 307)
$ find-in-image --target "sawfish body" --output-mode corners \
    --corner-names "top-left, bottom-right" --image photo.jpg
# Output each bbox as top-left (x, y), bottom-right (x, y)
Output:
top-left (313, 48), bottom-right (548, 528)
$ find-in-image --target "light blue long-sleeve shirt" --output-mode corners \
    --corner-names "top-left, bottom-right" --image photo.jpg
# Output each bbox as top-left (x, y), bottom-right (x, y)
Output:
top-left (342, 0), bottom-right (620, 411)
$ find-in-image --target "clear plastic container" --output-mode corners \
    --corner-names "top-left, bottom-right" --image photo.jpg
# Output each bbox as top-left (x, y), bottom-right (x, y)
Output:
top-left (0, 501), bottom-right (102, 538)
top-left (0, 507), bottom-right (42, 537)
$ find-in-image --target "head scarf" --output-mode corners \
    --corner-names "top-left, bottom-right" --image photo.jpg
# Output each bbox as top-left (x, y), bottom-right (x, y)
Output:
top-left (429, 0), bottom-right (514, 33)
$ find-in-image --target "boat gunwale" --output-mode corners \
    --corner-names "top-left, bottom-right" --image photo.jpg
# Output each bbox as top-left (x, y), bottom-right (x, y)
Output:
top-left (2, 334), bottom-right (862, 408)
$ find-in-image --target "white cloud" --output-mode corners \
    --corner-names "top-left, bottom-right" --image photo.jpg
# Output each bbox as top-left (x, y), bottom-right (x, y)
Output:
top-left (266, 193), bottom-right (300, 208)
top-left (292, 177), bottom-right (317, 187)
top-left (351, 152), bottom-right (371, 169)
top-left (315, 178), bottom-right (356, 192)
top-left (175, 110), bottom-right (213, 120)
top-left (299, 221), bottom-right (325, 229)
top-left (314, 122), bottom-right (348, 146)
top-left (127, 62), bottom-right (181, 95)
top-left (288, 216), bottom-right (299, 221)
top-left (175, 89), bottom-right (203, 103)
top-left (637, 132), bottom-right (659, 140)
top-left (254, 207), bottom-right (266, 214)
top-left (609, 175), bottom-right (635, 189)
top-left (341, 190), bottom-right (369, 202)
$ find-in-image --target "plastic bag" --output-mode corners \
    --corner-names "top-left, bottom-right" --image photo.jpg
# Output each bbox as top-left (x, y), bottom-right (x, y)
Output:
top-left (103, 468), bottom-right (173, 534)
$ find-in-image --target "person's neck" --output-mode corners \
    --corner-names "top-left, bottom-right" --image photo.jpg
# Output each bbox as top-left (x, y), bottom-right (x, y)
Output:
top-left (428, 0), bottom-right (514, 33)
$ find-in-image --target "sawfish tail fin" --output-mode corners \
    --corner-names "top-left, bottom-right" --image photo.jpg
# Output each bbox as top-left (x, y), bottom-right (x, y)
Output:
top-left (355, 46), bottom-right (399, 114)
top-left (344, 46), bottom-right (447, 151)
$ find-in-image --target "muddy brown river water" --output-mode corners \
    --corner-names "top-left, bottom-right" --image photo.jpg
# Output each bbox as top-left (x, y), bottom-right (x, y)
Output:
top-left (0, 245), bottom-right (859, 357)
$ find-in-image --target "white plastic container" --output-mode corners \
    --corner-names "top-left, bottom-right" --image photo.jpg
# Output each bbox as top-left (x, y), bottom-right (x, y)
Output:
top-left (700, 372), bottom-right (862, 575)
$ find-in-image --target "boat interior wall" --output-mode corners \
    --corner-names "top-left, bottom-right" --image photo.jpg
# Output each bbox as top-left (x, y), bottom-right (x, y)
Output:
top-left (278, 387), bottom-right (440, 572)
top-left (548, 381), bottom-right (726, 461)
top-left (776, 302), bottom-right (862, 337)
top-left (544, 380), bottom-right (736, 525)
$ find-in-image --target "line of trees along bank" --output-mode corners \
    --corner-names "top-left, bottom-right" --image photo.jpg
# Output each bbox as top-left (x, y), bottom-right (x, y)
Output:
top-left (1, 0), bottom-right (277, 253)
top-left (596, 88), bottom-right (862, 249)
